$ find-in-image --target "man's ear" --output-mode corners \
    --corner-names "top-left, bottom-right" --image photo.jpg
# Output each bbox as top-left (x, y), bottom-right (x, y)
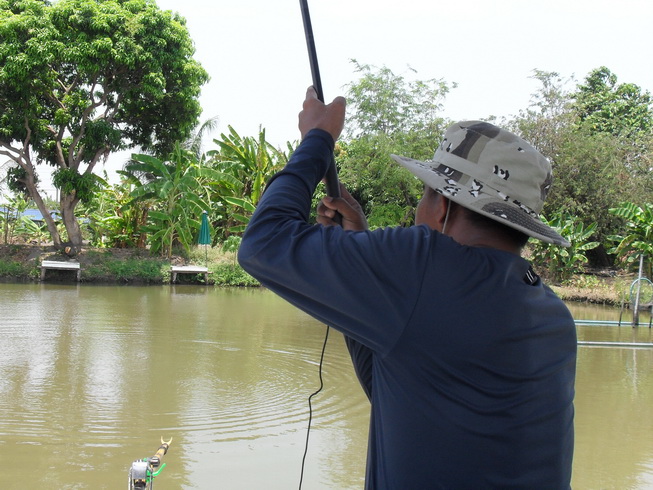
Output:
top-left (433, 194), bottom-right (450, 233)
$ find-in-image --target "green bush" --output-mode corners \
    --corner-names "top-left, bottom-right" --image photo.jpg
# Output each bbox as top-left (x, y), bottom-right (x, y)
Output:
top-left (211, 264), bottom-right (259, 287)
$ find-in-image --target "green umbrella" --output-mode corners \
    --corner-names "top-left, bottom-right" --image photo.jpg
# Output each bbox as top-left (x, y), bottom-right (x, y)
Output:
top-left (198, 211), bottom-right (211, 265)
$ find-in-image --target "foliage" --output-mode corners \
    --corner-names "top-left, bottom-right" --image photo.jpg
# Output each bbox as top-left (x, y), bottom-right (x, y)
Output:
top-left (344, 60), bottom-right (454, 140)
top-left (0, 258), bottom-right (31, 278)
top-left (79, 249), bottom-right (167, 283)
top-left (573, 66), bottom-right (653, 141)
top-left (529, 213), bottom-right (600, 282)
top-left (52, 168), bottom-right (102, 205)
top-left (81, 125), bottom-right (282, 251)
top-left (222, 197), bottom-right (256, 234)
top-left (5, 165), bottom-right (36, 198)
top-left (337, 137), bottom-right (422, 226)
top-left (211, 263), bottom-right (259, 287)
top-left (211, 126), bottom-right (285, 205)
top-left (101, 258), bottom-right (164, 283)
top-left (14, 215), bottom-right (49, 245)
top-left (367, 203), bottom-right (411, 229)
top-left (550, 274), bottom-right (622, 305)
top-left (208, 126), bottom-right (286, 238)
top-left (79, 180), bottom-right (149, 248)
top-left (0, 0), bottom-right (209, 250)
top-left (123, 144), bottom-right (238, 257)
top-left (338, 61), bottom-right (454, 226)
top-left (510, 69), bottom-right (653, 262)
top-left (608, 202), bottom-right (653, 278)
top-left (564, 273), bottom-right (604, 290)
top-left (1, 194), bottom-right (30, 244)
top-left (221, 235), bottom-right (242, 254)
top-left (543, 129), bottom-right (628, 243)
top-left (507, 70), bottom-right (577, 159)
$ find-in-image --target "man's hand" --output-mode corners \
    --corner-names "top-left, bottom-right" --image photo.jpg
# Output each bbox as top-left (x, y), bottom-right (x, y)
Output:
top-left (299, 86), bottom-right (346, 141)
top-left (317, 183), bottom-right (368, 231)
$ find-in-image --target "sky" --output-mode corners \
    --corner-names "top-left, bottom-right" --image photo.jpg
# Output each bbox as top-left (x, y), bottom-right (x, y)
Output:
top-left (156, 0), bottom-right (653, 145)
top-left (15, 0), bottom-right (653, 198)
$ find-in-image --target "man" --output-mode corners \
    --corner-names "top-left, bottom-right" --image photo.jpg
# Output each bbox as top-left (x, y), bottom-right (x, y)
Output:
top-left (238, 87), bottom-right (576, 489)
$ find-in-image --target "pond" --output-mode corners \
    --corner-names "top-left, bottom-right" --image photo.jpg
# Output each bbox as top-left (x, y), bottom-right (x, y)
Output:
top-left (0, 283), bottom-right (652, 489)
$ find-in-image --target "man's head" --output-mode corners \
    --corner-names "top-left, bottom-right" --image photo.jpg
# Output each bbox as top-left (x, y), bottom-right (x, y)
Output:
top-left (392, 121), bottom-right (569, 247)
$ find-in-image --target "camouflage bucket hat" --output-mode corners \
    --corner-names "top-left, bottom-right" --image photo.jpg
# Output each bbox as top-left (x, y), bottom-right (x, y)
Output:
top-left (391, 121), bottom-right (569, 246)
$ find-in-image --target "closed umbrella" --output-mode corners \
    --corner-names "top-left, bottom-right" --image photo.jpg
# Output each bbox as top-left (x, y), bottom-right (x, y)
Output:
top-left (198, 211), bottom-right (211, 266)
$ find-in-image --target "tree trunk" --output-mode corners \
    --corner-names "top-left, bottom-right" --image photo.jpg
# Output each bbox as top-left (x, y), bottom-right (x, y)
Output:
top-left (23, 167), bottom-right (64, 250)
top-left (137, 208), bottom-right (149, 248)
top-left (60, 192), bottom-right (83, 254)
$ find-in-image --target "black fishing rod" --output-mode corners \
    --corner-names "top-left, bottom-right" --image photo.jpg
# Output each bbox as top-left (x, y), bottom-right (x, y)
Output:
top-left (297, 2), bottom-right (339, 489)
top-left (299, 0), bottom-right (342, 206)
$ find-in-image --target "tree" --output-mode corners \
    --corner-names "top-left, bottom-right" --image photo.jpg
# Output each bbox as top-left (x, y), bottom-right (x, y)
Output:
top-left (507, 70), bottom-right (577, 161)
top-left (338, 61), bottom-right (454, 227)
top-left (509, 69), bottom-right (652, 265)
top-left (573, 67), bottom-right (653, 205)
top-left (573, 66), bottom-right (653, 141)
top-left (0, 0), bottom-right (209, 253)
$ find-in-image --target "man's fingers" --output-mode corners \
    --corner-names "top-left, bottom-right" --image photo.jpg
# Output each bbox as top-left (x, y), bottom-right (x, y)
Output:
top-left (317, 201), bottom-right (336, 218)
top-left (306, 85), bottom-right (318, 100)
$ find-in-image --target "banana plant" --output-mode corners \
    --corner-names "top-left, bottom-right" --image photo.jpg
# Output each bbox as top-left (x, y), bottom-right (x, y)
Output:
top-left (123, 143), bottom-right (239, 258)
top-left (222, 196), bottom-right (256, 234)
top-left (15, 215), bottom-right (50, 245)
top-left (608, 202), bottom-right (653, 277)
top-left (530, 213), bottom-right (600, 282)
top-left (210, 126), bottom-right (286, 205)
top-left (1, 194), bottom-right (30, 244)
top-left (79, 182), bottom-right (150, 248)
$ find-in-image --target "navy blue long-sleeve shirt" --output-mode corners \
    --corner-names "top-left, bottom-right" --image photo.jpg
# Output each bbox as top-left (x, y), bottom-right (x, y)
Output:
top-left (239, 129), bottom-right (576, 489)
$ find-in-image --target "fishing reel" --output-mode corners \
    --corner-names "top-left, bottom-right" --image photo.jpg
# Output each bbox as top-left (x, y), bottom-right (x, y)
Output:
top-left (128, 437), bottom-right (172, 490)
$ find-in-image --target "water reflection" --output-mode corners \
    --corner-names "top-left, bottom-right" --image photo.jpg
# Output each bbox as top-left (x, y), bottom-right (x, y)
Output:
top-left (0, 284), bottom-right (651, 489)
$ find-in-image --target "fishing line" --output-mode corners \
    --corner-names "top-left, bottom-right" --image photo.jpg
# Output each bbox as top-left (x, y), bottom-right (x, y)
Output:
top-left (298, 324), bottom-right (329, 490)
top-left (442, 198), bottom-right (452, 234)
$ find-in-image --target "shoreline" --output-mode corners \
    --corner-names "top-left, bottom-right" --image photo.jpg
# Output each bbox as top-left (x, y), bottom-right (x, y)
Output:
top-left (0, 244), bottom-right (257, 287)
top-left (0, 244), bottom-right (634, 306)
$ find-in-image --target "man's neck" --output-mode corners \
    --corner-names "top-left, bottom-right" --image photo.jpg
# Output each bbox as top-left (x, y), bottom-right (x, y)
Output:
top-left (448, 225), bottom-right (522, 256)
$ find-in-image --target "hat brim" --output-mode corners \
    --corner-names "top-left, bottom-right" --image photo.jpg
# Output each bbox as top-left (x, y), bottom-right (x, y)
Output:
top-left (391, 154), bottom-right (570, 247)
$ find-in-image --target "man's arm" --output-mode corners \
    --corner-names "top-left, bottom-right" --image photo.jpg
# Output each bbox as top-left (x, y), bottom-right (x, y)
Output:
top-left (238, 89), bottom-right (429, 356)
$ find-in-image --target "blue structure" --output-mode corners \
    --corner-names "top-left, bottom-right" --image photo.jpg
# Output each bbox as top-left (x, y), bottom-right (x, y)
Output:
top-left (0, 206), bottom-right (61, 222)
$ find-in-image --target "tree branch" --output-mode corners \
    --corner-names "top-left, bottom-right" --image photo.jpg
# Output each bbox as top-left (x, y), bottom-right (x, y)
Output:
top-left (84, 145), bottom-right (110, 176)
top-left (69, 75), bottom-right (111, 168)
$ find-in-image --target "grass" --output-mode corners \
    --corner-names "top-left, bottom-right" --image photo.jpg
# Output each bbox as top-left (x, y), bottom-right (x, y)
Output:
top-left (0, 259), bottom-right (33, 279)
top-left (83, 258), bottom-right (166, 283)
top-left (550, 274), bottom-right (629, 306)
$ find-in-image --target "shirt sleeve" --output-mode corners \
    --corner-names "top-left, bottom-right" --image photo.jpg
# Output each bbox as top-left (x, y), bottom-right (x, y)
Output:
top-left (238, 129), bottom-right (432, 356)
